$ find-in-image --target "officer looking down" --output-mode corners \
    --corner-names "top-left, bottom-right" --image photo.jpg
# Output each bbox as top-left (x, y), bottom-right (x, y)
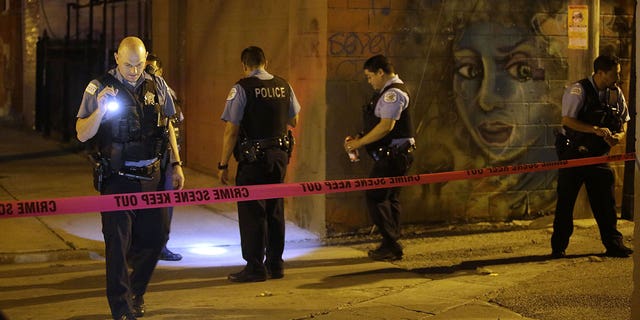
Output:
top-left (552, 54), bottom-right (633, 259)
top-left (218, 46), bottom-right (300, 283)
top-left (344, 54), bottom-right (416, 262)
top-left (76, 36), bottom-right (184, 320)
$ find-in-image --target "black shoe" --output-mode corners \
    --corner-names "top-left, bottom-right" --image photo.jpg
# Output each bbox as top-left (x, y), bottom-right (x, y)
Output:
top-left (368, 246), bottom-right (403, 261)
top-left (228, 268), bottom-right (267, 283)
top-left (605, 245), bottom-right (633, 258)
top-left (132, 295), bottom-right (145, 318)
top-left (550, 250), bottom-right (566, 259)
top-left (267, 267), bottom-right (284, 279)
top-left (159, 247), bottom-right (183, 261)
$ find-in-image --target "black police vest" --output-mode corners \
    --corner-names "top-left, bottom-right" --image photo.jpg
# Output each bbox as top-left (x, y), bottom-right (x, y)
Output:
top-left (564, 78), bottom-right (624, 156)
top-left (237, 76), bottom-right (291, 140)
top-left (94, 73), bottom-right (167, 168)
top-left (362, 83), bottom-right (414, 154)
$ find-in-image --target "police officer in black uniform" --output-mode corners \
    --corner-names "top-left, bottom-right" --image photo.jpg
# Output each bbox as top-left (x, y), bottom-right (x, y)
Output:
top-left (552, 54), bottom-right (633, 258)
top-left (344, 55), bottom-right (415, 261)
top-left (218, 46), bottom-right (301, 282)
top-left (76, 37), bottom-right (184, 320)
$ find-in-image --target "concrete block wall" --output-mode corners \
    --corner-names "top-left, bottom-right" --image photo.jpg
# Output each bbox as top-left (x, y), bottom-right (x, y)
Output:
top-left (325, 0), bottom-right (635, 234)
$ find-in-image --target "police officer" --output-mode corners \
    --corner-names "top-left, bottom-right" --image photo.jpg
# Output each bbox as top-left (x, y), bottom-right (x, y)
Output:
top-left (344, 55), bottom-right (415, 261)
top-left (76, 36), bottom-right (185, 320)
top-left (552, 54), bottom-right (633, 258)
top-left (218, 46), bottom-right (300, 282)
top-left (146, 53), bottom-right (184, 262)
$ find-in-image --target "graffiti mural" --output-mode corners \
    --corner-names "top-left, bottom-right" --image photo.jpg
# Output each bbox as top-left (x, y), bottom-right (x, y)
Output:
top-left (326, 0), bottom-right (634, 228)
top-left (402, 1), bottom-right (569, 222)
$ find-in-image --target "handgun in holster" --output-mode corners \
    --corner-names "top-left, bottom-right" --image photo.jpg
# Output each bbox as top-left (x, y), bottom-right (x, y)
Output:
top-left (88, 153), bottom-right (110, 192)
top-left (286, 130), bottom-right (295, 159)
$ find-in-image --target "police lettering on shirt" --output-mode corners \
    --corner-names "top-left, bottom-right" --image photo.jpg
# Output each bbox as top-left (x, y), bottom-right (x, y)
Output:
top-left (254, 87), bottom-right (287, 99)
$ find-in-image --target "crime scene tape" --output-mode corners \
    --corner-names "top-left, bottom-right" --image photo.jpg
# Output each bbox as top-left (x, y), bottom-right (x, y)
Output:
top-left (0, 152), bottom-right (635, 219)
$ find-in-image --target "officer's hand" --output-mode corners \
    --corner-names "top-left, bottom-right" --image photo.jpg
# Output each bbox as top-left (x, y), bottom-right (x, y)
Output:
top-left (219, 169), bottom-right (229, 185)
top-left (605, 134), bottom-right (621, 147)
top-left (344, 136), bottom-right (358, 153)
top-left (593, 126), bottom-right (612, 137)
top-left (97, 86), bottom-right (118, 112)
top-left (172, 165), bottom-right (185, 190)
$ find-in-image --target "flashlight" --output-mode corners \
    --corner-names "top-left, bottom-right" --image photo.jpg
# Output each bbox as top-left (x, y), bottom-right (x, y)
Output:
top-left (103, 86), bottom-right (120, 112)
top-left (105, 99), bottom-right (120, 112)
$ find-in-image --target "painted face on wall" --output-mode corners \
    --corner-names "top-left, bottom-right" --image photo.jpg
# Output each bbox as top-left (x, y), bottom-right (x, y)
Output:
top-left (453, 22), bottom-right (554, 163)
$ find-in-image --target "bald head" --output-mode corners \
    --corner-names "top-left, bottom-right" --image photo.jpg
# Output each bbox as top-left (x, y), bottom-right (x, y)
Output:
top-left (118, 36), bottom-right (146, 56)
top-left (115, 36), bottom-right (148, 83)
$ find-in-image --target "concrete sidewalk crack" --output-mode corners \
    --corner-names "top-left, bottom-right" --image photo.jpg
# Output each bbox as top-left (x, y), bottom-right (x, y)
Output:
top-left (35, 216), bottom-right (78, 250)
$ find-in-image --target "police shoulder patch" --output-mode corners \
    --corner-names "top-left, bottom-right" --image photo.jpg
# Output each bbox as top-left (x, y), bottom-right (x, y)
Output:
top-left (569, 84), bottom-right (582, 95)
top-left (85, 83), bottom-right (98, 95)
top-left (383, 91), bottom-right (397, 103)
top-left (226, 87), bottom-right (237, 101)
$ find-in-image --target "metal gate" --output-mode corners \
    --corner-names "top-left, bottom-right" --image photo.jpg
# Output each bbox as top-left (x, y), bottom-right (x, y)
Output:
top-left (35, 0), bottom-right (152, 142)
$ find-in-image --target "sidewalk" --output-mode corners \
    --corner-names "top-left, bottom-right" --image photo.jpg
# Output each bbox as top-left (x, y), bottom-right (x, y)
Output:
top-left (0, 125), bottom-right (633, 320)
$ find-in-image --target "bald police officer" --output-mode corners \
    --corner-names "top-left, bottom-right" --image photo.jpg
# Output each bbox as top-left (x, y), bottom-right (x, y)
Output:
top-left (344, 54), bottom-right (415, 262)
top-left (76, 36), bottom-right (184, 320)
top-left (218, 46), bottom-right (300, 282)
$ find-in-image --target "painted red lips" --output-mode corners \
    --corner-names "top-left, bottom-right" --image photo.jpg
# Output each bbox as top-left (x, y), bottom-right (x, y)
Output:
top-left (477, 121), bottom-right (514, 144)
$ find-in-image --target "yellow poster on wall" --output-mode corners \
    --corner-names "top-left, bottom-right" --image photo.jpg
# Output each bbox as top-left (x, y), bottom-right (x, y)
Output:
top-left (568, 5), bottom-right (589, 49)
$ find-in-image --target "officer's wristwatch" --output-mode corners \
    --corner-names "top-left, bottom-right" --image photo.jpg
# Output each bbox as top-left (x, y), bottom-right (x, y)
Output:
top-left (217, 162), bottom-right (228, 170)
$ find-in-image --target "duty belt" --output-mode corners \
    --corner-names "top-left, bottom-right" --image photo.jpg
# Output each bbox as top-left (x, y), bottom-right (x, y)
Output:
top-left (248, 136), bottom-right (291, 150)
top-left (237, 135), bottom-right (292, 163)
top-left (118, 159), bottom-right (160, 181)
top-left (371, 141), bottom-right (416, 162)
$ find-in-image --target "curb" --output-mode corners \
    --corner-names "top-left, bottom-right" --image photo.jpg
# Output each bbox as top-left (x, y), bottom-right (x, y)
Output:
top-left (0, 249), bottom-right (101, 265)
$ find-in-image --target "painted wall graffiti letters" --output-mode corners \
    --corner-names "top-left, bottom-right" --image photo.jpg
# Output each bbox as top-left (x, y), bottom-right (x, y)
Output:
top-left (328, 32), bottom-right (395, 57)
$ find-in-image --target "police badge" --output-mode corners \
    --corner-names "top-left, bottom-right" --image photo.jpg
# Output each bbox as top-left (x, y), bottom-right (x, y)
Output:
top-left (144, 91), bottom-right (156, 105)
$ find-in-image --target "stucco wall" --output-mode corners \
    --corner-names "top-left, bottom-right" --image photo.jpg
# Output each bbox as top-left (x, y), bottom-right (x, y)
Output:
top-left (151, 0), bottom-right (328, 235)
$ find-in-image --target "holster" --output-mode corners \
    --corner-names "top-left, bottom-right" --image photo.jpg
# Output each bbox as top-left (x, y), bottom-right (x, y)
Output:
top-left (286, 130), bottom-right (295, 159)
top-left (88, 153), bottom-right (111, 192)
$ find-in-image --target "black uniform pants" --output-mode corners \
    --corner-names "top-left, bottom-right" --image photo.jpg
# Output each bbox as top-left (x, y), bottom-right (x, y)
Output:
top-left (551, 163), bottom-right (623, 252)
top-left (365, 152), bottom-right (413, 248)
top-left (101, 173), bottom-right (169, 319)
top-left (235, 148), bottom-right (288, 273)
